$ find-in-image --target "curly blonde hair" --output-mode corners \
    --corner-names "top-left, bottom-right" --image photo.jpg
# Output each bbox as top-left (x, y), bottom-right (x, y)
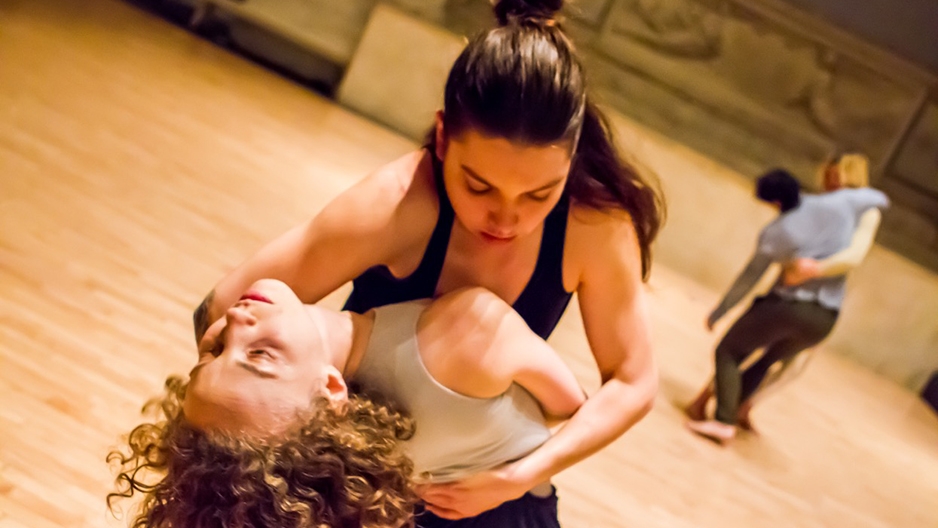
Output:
top-left (108, 376), bottom-right (417, 528)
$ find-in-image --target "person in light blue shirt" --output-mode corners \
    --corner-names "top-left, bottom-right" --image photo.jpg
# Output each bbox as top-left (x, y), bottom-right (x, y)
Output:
top-left (686, 168), bottom-right (889, 443)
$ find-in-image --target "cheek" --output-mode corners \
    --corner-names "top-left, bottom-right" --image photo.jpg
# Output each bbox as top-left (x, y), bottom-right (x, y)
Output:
top-left (516, 200), bottom-right (557, 229)
top-left (449, 192), bottom-right (490, 224)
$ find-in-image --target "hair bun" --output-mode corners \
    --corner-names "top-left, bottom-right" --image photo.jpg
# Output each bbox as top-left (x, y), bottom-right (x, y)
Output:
top-left (493, 0), bottom-right (563, 26)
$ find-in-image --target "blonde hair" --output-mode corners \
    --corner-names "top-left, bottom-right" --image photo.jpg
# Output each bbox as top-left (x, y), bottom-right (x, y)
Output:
top-left (818, 153), bottom-right (870, 189)
top-left (108, 376), bottom-right (417, 528)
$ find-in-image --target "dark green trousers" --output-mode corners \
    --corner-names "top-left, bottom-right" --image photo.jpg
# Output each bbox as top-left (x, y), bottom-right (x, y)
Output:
top-left (714, 294), bottom-right (838, 424)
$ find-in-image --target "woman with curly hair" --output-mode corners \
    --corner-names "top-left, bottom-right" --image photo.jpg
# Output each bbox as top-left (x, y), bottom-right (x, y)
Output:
top-left (109, 376), bottom-right (416, 528)
top-left (110, 279), bottom-right (585, 528)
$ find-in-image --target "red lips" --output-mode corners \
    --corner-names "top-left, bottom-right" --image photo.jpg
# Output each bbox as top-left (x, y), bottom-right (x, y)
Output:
top-left (239, 291), bottom-right (273, 304)
top-left (480, 231), bottom-right (516, 243)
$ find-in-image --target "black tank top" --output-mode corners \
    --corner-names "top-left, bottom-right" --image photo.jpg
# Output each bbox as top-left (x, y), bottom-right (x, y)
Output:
top-left (343, 152), bottom-right (572, 339)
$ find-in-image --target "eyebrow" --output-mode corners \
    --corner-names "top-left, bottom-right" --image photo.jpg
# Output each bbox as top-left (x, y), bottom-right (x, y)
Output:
top-left (460, 164), bottom-right (564, 193)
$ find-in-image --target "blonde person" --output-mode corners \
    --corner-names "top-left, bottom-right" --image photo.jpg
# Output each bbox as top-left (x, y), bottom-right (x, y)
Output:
top-left (685, 169), bottom-right (888, 444)
top-left (110, 281), bottom-right (585, 528)
top-left (685, 154), bottom-right (881, 431)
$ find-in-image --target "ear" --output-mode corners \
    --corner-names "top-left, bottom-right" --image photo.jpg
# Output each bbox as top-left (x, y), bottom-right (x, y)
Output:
top-left (322, 366), bottom-right (348, 407)
top-left (434, 110), bottom-right (447, 161)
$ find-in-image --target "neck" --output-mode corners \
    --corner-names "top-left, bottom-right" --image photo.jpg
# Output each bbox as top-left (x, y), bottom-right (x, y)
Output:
top-left (303, 305), bottom-right (374, 378)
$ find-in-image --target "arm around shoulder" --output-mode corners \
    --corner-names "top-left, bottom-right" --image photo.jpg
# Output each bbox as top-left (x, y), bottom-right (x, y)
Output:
top-left (503, 212), bottom-right (658, 486)
top-left (194, 153), bottom-right (428, 341)
top-left (814, 207), bottom-right (881, 277)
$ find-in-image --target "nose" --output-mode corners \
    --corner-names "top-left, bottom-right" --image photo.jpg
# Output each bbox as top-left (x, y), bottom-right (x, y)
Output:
top-left (226, 303), bottom-right (258, 326)
top-left (488, 200), bottom-right (518, 232)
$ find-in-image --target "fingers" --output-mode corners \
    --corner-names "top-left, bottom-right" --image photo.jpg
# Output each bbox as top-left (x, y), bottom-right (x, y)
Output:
top-left (417, 485), bottom-right (457, 504)
top-left (423, 504), bottom-right (465, 520)
top-left (420, 489), bottom-right (470, 520)
top-left (781, 271), bottom-right (801, 286)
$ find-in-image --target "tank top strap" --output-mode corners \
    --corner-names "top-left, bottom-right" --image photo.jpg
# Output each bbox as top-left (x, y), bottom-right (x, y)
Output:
top-left (342, 150), bottom-right (456, 313)
top-left (538, 192), bottom-right (570, 278)
top-left (409, 152), bottom-right (455, 286)
top-left (511, 192), bottom-right (573, 339)
top-left (521, 192), bottom-right (570, 293)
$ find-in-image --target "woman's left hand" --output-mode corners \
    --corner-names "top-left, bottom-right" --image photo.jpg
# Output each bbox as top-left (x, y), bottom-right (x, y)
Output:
top-left (416, 465), bottom-right (531, 519)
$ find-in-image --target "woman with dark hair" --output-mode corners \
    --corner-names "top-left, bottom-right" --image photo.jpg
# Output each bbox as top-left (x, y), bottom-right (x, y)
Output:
top-left (193, 0), bottom-right (664, 524)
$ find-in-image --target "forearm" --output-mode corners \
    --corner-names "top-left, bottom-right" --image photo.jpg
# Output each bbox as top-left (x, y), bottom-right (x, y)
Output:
top-left (815, 208), bottom-right (880, 277)
top-left (710, 254), bottom-right (772, 324)
top-left (512, 334), bottom-right (587, 421)
top-left (509, 373), bottom-right (656, 485)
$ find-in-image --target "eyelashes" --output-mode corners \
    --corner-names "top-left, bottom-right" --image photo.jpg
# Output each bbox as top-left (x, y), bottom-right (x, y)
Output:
top-left (465, 183), bottom-right (552, 202)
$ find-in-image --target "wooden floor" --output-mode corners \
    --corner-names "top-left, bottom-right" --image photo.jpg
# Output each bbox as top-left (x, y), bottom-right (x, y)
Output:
top-left (1, 1), bottom-right (937, 527)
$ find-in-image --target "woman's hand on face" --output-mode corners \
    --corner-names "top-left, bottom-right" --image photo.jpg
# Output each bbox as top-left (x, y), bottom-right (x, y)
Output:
top-left (782, 258), bottom-right (821, 286)
top-left (416, 463), bottom-right (532, 519)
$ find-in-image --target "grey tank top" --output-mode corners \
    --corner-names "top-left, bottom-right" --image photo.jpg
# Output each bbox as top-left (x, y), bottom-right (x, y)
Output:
top-left (350, 300), bottom-right (551, 483)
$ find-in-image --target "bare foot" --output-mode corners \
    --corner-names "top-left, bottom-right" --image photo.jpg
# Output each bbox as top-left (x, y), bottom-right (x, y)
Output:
top-left (686, 420), bottom-right (737, 445)
top-left (684, 386), bottom-right (713, 421)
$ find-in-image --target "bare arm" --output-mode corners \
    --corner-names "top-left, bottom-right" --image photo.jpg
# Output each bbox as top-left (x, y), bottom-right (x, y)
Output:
top-left (708, 252), bottom-right (773, 328)
top-left (817, 208), bottom-right (880, 275)
top-left (503, 314), bottom-right (586, 421)
top-left (193, 153), bottom-right (430, 342)
top-left (782, 208), bottom-right (881, 286)
top-left (417, 214), bottom-right (656, 519)
top-left (507, 214), bottom-right (657, 485)
top-left (422, 288), bottom-right (585, 421)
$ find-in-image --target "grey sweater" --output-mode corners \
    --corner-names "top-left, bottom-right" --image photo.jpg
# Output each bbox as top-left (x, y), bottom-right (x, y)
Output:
top-left (712, 187), bottom-right (889, 320)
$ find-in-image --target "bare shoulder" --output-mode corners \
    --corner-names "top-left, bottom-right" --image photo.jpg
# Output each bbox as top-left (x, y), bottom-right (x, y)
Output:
top-left (316, 150), bottom-right (437, 248)
top-left (339, 150), bottom-right (434, 217)
top-left (568, 204), bottom-right (637, 239)
top-left (423, 288), bottom-right (522, 358)
top-left (422, 287), bottom-right (514, 338)
top-left (566, 204), bottom-right (641, 278)
top-left (418, 288), bottom-right (519, 397)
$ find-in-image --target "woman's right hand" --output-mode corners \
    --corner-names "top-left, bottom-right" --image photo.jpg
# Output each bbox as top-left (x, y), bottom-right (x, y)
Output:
top-left (781, 258), bottom-right (821, 286)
